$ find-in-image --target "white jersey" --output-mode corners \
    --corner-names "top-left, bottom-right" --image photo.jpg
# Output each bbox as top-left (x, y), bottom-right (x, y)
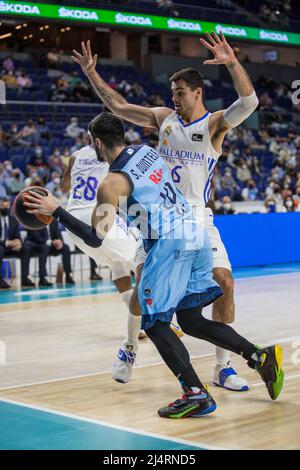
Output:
top-left (66, 145), bottom-right (109, 211)
top-left (158, 111), bottom-right (221, 209)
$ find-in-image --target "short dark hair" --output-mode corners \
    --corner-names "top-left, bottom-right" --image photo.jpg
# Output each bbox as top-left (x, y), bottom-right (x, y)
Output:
top-left (169, 67), bottom-right (205, 97)
top-left (88, 112), bottom-right (125, 149)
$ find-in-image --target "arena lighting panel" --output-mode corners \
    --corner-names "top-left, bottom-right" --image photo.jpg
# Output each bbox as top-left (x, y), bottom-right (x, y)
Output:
top-left (1, 0), bottom-right (300, 46)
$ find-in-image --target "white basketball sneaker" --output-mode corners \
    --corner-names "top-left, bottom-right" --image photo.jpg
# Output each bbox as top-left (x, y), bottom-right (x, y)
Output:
top-left (213, 361), bottom-right (249, 391)
top-left (112, 342), bottom-right (137, 383)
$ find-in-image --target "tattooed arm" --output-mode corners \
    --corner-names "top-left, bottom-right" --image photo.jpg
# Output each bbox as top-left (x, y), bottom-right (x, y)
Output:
top-left (72, 41), bottom-right (172, 129)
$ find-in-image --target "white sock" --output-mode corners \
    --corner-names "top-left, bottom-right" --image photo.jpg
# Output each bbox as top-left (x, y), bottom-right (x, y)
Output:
top-left (124, 312), bottom-right (141, 351)
top-left (215, 346), bottom-right (230, 366)
top-left (121, 289), bottom-right (133, 308)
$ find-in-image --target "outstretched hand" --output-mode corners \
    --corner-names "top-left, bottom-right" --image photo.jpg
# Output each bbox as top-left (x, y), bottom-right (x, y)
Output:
top-left (24, 189), bottom-right (59, 216)
top-left (71, 40), bottom-right (98, 76)
top-left (200, 32), bottom-right (237, 66)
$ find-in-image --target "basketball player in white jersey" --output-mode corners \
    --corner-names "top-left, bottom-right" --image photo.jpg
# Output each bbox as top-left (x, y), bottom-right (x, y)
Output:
top-left (72, 34), bottom-right (259, 391)
top-left (61, 140), bottom-right (148, 382)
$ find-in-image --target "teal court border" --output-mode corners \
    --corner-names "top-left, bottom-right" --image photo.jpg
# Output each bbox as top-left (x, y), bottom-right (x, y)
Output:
top-left (0, 398), bottom-right (222, 450)
top-left (1, 262), bottom-right (300, 305)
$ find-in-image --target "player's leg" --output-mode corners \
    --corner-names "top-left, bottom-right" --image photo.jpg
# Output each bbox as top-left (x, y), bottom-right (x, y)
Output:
top-left (140, 231), bottom-right (221, 418)
top-left (146, 320), bottom-right (217, 418)
top-left (207, 216), bottom-right (248, 391)
top-left (112, 262), bottom-right (143, 383)
top-left (176, 232), bottom-right (283, 401)
top-left (176, 305), bottom-right (284, 401)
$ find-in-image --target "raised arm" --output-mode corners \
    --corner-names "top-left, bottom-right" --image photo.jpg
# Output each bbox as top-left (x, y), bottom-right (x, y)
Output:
top-left (71, 41), bottom-right (172, 129)
top-left (61, 155), bottom-right (75, 194)
top-left (200, 32), bottom-right (258, 152)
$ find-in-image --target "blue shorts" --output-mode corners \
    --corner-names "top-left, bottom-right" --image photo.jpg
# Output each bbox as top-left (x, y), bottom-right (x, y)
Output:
top-left (138, 222), bottom-right (223, 330)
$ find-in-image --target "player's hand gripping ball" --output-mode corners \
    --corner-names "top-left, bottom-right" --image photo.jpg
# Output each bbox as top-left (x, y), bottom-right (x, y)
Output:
top-left (13, 186), bottom-right (54, 230)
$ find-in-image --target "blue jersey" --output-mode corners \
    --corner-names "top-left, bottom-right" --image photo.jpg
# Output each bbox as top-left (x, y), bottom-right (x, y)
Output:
top-left (109, 145), bottom-right (192, 251)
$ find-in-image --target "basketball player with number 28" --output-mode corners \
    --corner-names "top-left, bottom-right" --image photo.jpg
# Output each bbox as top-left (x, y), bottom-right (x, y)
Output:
top-left (71, 33), bottom-right (259, 391)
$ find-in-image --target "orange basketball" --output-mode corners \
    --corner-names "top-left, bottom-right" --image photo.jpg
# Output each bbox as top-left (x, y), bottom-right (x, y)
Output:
top-left (13, 186), bottom-right (54, 230)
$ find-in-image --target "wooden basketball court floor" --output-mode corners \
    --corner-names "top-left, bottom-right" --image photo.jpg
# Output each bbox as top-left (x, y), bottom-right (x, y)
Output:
top-left (0, 264), bottom-right (300, 450)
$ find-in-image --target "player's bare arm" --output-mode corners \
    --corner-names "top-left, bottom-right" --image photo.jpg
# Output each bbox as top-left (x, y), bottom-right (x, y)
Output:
top-left (200, 32), bottom-right (258, 153)
top-left (71, 40), bottom-right (172, 129)
top-left (91, 172), bottom-right (131, 238)
top-left (61, 155), bottom-right (75, 193)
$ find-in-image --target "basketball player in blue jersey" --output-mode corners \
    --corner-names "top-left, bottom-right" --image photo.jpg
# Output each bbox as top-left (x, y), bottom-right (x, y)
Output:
top-left (71, 35), bottom-right (258, 391)
top-left (24, 112), bottom-right (283, 418)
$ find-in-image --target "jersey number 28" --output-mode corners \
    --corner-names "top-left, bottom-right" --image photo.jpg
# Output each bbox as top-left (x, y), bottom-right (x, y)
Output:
top-left (72, 176), bottom-right (98, 201)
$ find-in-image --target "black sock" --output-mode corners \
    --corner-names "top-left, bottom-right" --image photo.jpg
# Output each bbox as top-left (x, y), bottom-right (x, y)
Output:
top-left (145, 320), bottom-right (204, 391)
top-left (177, 307), bottom-right (257, 362)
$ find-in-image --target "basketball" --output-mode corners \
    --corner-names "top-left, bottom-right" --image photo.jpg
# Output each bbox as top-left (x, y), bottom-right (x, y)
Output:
top-left (13, 186), bottom-right (54, 230)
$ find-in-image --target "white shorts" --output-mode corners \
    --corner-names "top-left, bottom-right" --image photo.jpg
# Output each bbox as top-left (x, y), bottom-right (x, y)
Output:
top-left (67, 208), bottom-right (138, 280)
top-left (134, 207), bottom-right (231, 271)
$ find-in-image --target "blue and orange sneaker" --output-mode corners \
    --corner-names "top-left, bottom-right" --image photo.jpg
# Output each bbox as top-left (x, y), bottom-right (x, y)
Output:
top-left (158, 387), bottom-right (217, 419)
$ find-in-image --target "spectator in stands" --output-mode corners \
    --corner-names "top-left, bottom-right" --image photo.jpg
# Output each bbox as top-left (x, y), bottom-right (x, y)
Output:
top-left (125, 126), bottom-right (142, 145)
top-left (264, 196), bottom-right (277, 213)
top-left (0, 125), bottom-right (9, 148)
top-left (1, 70), bottom-right (17, 88)
top-left (216, 196), bottom-right (236, 215)
top-left (47, 219), bottom-right (75, 285)
top-left (0, 197), bottom-right (32, 289)
top-left (16, 71), bottom-right (33, 89)
top-left (0, 166), bottom-right (8, 199)
top-left (129, 82), bottom-right (147, 100)
top-left (259, 92), bottom-right (273, 109)
top-left (117, 80), bottom-right (132, 96)
top-left (18, 119), bottom-right (39, 145)
top-left (148, 94), bottom-right (165, 107)
top-left (23, 226), bottom-right (52, 287)
top-left (46, 49), bottom-right (62, 69)
top-left (61, 148), bottom-right (71, 168)
top-left (48, 148), bottom-right (64, 173)
top-left (70, 133), bottom-right (85, 154)
top-left (51, 76), bottom-right (70, 102)
top-left (6, 169), bottom-right (25, 196)
top-left (2, 161), bottom-right (13, 179)
top-left (2, 55), bottom-right (14, 73)
top-left (221, 168), bottom-right (240, 198)
top-left (293, 185), bottom-right (300, 209)
top-left (242, 179), bottom-right (259, 201)
top-left (45, 171), bottom-right (63, 199)
top-left (282, 195), bottom-right (297, 212)
top-left (65, 117), bottom-right (85, 139)
top-left (28, 146), bottom-right (48, 179)
top-left (24, 167), bottom-right (40, 187)
top-left (36, 117), bottom-right (50, 140)
top-left (156, 0), bottom-right (179, 17)
top-left (236, 161), bottom-right (252, 183)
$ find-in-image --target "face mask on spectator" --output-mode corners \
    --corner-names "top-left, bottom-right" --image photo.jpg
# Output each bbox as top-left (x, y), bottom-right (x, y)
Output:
top-left (31, 172), bottom-right (38, 178)
top-left (5, 164), bottom-right (12, 171)
top-left (0, 208), bottom-right (10, 216)
top-left (286, 200), bottom-right (293, 208)
top-left (224, 203), bottom-right (231, 211)
top-left (35, 148), bottom-right (42, 156)
top-left (53, 177), bottom-right (60, 185)
top-left (283, 183), bottom-right (290, 189)
top-left (54, 151), bottom-right (60, 157)
top-left (267, 202), bottom-right (276, 212)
